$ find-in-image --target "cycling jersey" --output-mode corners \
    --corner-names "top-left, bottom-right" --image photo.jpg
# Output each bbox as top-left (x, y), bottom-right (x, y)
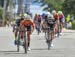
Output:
top-left (16, 18), bottom-right (24, 27)
top-left (59, 14), bottom-right (65, 23)
top-left (53, 13), bottom-right (59, 21)
top-left (38, 17), bottom-right (41, 23)
top-left (44, 19), bottom-right (55, 30)
top-left (20, 19), bottom-right (35, 31)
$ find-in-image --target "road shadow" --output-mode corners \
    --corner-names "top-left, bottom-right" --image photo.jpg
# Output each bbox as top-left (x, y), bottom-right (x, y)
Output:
top-left (0, 50), bottom-right (27, 54)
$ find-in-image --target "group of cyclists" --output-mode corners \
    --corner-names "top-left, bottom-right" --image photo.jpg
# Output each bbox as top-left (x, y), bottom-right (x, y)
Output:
top-left (34, 10), bottom-right (65, 36)
top-left (12, 10), bottom-right (65, 51)
top-left (33, 10), bottom-right (65, 48)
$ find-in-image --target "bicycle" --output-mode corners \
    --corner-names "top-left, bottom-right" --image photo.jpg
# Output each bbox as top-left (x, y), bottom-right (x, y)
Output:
top-left (44, 27), bottom-right (53, 50)
top-left (16, 28), bottom-right (28, 54)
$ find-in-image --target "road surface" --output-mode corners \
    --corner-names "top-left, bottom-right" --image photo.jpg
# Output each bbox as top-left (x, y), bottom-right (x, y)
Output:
top-left (0, 27), bottom-right (75, 57)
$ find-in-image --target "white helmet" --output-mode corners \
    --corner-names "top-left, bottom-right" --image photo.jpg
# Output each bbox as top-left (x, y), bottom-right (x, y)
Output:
top-left (25, 15), bottom-right (31, 20)
top-left (52, 10), bottom-right (56, 14)
top-left (46, 12), bottom-right (51, 17)
top-left (58, 11), bottom-right (63, 15)
top-left (46, 12), bottom-right (50, 15)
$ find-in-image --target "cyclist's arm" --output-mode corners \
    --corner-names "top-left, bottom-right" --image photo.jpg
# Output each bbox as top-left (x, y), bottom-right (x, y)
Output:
top-left (30, 20), bottom-right (35, 31)
top-left (20, 20), bottom-right (25, 30)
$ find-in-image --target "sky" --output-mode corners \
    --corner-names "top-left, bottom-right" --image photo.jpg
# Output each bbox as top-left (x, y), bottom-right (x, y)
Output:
top-left (15, 0), bottom-right (47, 16)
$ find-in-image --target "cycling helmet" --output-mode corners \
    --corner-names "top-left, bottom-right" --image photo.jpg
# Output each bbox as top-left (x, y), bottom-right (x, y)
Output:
top-left (42, 13), bottom-right (46, 16)
top-left (58, 11), bottom-right (63, 15)
top-left (19, 13), bottom-right (27, 18)
top-left (52, 10), bottom-right (56, 14)
top-left (46, 12), bottom-right (50, 15)
top-left (25, 15), bottom-right (31, 20)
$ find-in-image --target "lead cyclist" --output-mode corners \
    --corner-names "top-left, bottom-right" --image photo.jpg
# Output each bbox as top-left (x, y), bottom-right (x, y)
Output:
top-left (42, 12), bottom-right (56, 47)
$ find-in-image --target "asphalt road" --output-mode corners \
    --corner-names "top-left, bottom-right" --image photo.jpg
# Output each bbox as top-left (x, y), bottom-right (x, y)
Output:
top-left (0, 27), bottom-right (75, 57)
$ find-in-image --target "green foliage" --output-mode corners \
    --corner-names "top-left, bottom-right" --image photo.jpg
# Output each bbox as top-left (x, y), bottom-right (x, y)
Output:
top-left (0, 0), bottom-right (4, 7)
top-left (62, 0), bottom-right (75, 16)
top-left (72, 20), bottom-right (75, 29)
top-left (33, 0), bottom-right (65, 11)
top-left (0, 7), bottom-right (3, 19)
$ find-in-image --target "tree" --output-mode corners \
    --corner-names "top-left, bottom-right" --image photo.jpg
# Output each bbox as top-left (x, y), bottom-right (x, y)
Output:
top-left (25, 0), bottom-right (30, 13)
top-left (34, 0), bottom-right (65, 11)
top-left (0, 0), bottom-right (4, 7)
top-left (0, 8), bottom-right (3, 19)
top-left (17, 0), bottom-right (23, 15)
top-left (62, 0), bottom-right (75, 16)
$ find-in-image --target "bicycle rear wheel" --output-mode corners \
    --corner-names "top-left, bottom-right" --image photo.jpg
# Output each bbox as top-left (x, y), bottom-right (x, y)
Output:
top-left (23, 32), bottom-right (28, 54)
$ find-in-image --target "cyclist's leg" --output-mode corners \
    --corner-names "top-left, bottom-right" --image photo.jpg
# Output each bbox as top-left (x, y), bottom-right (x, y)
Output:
top-left (54, 24), bottom-right (58, 34)
top-left (14, 28), bottom-right (19, 45)
top-left (55, 19), bottom-right (60, 36)
top-left (20, 25), bottom-right (26, 39)
top-left (20, 31), bottom-right (24, 39)
top-left (60, 21), bottom-right (64, 34)
top-left (38, 22), bottom-right (41, 32)
top-left (51, 29), bottom-right (55, 40)
top-left (15, 28), bottom-right (18, 39)
top-left (49, 26), bottom-right (55, 41)
top-left (13, 25), bottom-right (15, 32)
top-left (27, 31), bottom-right (31, 47)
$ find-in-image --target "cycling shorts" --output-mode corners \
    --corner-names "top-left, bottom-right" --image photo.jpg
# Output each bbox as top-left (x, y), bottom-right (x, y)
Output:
top-left (25, 25), bottom-right (32, 31)
top-left (47, 24), bottom-right (54, 30)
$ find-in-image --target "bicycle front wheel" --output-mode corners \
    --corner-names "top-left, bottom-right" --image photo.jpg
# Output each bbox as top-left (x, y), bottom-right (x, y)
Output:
top-left (23, 32), bottom-right (28, 54)
top-left (47, 31), bottom-right (52, 50)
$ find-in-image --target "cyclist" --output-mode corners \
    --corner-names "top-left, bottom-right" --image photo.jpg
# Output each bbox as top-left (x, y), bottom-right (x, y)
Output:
top-left (52, 10), bottom-right (59, 37)
top-left (42, 12), bottom-right (55, 47)
top-left (58, 11), bottom-right (65, 35)
top-left (13, 14), bottom-right (27, 45)
top-left (34, 14), bottom-right (42, 33)
top-left (20, 15), bottom-right (35, 51)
